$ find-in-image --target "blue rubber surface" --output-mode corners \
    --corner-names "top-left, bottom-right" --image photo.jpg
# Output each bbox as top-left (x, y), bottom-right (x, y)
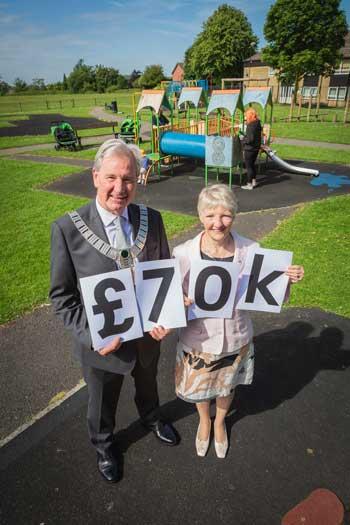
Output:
top-left (160, 131), bottom-right (205, 159)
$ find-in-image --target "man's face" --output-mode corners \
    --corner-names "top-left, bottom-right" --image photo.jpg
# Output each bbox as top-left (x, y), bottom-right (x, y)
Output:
top-left (92, 154), bottom-right (137, 215)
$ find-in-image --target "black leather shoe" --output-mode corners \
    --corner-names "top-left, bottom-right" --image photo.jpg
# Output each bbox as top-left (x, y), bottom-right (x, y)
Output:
top-left (144, 420), bottom-right (179, 446)
top-left (97, 451), bottom-right (120, 483)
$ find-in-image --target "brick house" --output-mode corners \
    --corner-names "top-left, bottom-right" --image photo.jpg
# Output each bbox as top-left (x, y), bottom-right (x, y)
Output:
top-left (172, 63), bottom-right (185, 82)
top-left (243, 32), bottom-right (350, 106)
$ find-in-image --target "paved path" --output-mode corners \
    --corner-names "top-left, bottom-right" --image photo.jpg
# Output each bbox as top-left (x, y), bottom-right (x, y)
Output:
top-left (274, 137), bottom-right (350, 150)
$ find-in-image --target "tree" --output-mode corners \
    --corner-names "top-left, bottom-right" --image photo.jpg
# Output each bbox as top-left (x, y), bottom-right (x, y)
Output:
top-left (138, 65), bottom-right (164, 88)
top-left (184, 4), bottom-right (258, 82)
top-left (31, 78), bottom-right (46, 91)
top-left (0, 76), bottom-right (10, 95)
top-left (13, 77), bottom-right (27, 92)
top-left (62, 73), bottom-right (68, 91)
top-left (94, 65), bottom-right (120, 93)
top-left (262, 0), bottom-right (348, 96)
top-left (67, 59), bottom-right (95, 93)
top-left (128, 69), bottom-right (141, 87)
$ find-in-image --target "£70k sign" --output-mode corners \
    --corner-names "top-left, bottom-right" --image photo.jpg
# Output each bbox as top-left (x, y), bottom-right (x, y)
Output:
top-left (80, 248), bottom-right (292, 351)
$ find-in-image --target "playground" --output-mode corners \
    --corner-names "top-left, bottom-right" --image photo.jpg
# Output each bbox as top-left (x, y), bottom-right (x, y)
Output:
top-left (1, 83), bottom-right (350, 524)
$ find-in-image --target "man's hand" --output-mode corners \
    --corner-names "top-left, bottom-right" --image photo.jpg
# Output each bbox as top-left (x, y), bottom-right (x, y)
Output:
top-left (149, 326), bottom-right (172, 341)
top-left (98, 336), bottom-right (122, 356)
top-left (184, 295), bottom-right (193, 307)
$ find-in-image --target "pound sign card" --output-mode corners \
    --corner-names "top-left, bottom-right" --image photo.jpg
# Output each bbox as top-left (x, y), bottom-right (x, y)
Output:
top-left (80, 269), bottom-right (143, 351)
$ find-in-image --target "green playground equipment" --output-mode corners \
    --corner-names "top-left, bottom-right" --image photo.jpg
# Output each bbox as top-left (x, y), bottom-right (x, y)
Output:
top-left (176, 86), bottom-right (208, 131)
top-left (136, 89), bottom-right (174, 179)
top-left (204, 89), bottom-right (245, 187)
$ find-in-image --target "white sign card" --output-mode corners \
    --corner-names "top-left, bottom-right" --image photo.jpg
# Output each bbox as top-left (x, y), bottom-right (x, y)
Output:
top-left (187, 259), bottom-right (241, 320)
top-left (80, 269), bottom-right (143, 351)
top-left (134, 259), bottom-right (187, 332)
top-left (236, 247), bottom-right (293, 313)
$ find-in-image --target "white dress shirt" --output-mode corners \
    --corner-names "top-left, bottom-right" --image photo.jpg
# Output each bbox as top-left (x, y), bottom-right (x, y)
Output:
top-left (95, 198), bottom-right (134, 247)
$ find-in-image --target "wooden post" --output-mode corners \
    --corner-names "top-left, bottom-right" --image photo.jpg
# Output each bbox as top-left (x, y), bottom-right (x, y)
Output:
top-left (59, 100), bottom-right (62, 109)
top-left (307, 96), bottom-right (312, 122)
top-left (343, 88), bottom-right (350, 123)
top-left (19, 102), bottom-right (22, 112)
top-left (297, 94), bottom-right (302, 120)
top-left (288, 92), bottom-right (295, 122)
top-left (46, 100), bottom-right (49, 109)
top-left (316, 75), bottom-right (322, 118)
top-left (72, 99), bottom-right (75, 107)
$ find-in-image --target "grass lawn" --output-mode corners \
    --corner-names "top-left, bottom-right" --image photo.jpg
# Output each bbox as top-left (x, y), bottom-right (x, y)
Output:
top-left (261, 195), bottom-right (350, 318)
top-left (0, 158), bottom-right (197, 324)
top-left (270, 144), bottom-right (350, 165)
top-left (19, 146), bottom-right (99, 160)
top-left (273, 120), bottom-right (350, 144)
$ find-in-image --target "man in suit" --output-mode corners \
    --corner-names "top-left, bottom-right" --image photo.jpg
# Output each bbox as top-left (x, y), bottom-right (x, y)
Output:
top-left (50, 139), bottom-right (179, 484)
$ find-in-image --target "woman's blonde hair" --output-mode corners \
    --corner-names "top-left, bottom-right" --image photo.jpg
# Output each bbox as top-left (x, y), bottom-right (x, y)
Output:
top-left (197, 184), bottom-right (238, 218)
top-left (245, 108), bottom-right (259, 122)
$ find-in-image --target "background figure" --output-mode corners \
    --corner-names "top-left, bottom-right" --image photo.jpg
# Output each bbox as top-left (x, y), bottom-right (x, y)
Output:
top-left (241, 108), bottom-right (262, 190)
top-left (50, 139), bottom-right (178, 484)
top-left (173, 184), bottom-right (304, 459)
top-left (138, 149), bottom-right (151, 185)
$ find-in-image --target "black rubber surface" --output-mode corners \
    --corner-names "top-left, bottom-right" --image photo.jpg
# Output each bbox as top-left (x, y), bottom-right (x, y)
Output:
top-left (0, 114), bottom-right (112, 137)
top-left (45, 160), bottom-right (350, 215)
top-left (0, 308), bottom-right (349, 525)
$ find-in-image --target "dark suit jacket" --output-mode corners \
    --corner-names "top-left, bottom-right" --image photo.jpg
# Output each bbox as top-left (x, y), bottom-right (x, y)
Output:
top-left (49, 200), bottom-right (170, 374)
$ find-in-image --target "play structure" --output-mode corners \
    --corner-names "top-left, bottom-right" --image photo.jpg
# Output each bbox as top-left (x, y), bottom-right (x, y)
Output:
top-left (134, 85), bottom-right (319, 186)
top-left (136, 88), bottom-right (244, 186)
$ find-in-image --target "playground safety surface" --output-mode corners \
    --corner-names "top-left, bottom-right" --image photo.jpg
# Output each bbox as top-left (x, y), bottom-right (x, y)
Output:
top-left (45, 159), bottom-right (350, 215)
top-left (0, 113), bottom-right (112, 137)
top-left (1, 157), bottom-right (350, 524)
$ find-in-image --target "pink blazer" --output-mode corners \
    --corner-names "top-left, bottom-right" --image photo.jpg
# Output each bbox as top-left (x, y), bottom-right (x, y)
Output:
top-left (173, 230), bottom-right (258, 355)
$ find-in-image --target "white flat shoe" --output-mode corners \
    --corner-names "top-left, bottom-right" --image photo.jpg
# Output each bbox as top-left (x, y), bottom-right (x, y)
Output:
top-left (214, 424), bottom-right (228, 459)
top-left (241, 184), bottom-right (253, 190)
top-left (195, 422), bottom-right (211, 457)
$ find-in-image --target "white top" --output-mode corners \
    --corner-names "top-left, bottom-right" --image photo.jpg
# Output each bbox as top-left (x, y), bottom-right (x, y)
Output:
top-left (95, 199), bottom-right (134, 246)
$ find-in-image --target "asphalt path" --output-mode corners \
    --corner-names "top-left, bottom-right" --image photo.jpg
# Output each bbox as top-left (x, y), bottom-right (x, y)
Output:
top-left (1, 308), bottom-right (349, 525)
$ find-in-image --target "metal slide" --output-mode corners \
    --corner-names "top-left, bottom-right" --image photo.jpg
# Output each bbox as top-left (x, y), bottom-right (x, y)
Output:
top-left (262, 146), bottom-right (319, 177)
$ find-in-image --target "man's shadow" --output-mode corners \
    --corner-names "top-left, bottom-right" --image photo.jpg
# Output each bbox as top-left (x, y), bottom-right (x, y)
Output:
top-left (115, 322), bottom-right (350, 453)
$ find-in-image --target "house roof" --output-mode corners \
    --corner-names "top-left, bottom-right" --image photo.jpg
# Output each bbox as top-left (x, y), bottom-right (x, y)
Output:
top-left (171, 62), bottom-right (184, 74)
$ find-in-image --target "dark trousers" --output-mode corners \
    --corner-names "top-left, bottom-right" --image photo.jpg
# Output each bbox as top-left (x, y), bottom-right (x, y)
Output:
top-left (244, 149), bottom-right (259, 183)
top-left (82, 350), bottom-right (160, 454)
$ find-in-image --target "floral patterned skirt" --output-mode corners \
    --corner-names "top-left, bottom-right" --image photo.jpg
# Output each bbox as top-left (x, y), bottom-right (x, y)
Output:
top-left (175, 342), bottom-right (254, 403)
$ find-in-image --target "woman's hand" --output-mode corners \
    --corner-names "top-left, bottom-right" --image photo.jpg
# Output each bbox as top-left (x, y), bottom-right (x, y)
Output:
top-left (285, 265), bottom-right (304, 284)
top-left (149, 326), bottom-right (172, 341)
top-left (184, 295), bottom-right (193, 307)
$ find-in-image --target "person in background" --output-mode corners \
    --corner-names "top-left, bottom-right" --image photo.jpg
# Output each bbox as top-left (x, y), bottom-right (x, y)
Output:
top-left (173, 184), bottom-right (304, 458)
top-left (241, 108), bottom-right (262, 190)
top-left (138, 149), bottom-right (151, 185)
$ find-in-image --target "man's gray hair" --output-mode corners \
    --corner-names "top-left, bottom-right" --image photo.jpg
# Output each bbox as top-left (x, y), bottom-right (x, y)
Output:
top-left (93, 138), bottom-right (142, 174)
top-left (197, 184), bottom-right (238, 218)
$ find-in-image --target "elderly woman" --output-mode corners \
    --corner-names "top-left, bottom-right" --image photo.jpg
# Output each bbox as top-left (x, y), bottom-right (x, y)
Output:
top-left (241, 108), bottom-right (262, 190)
top-left (173, 184), bottom-right (304, 458)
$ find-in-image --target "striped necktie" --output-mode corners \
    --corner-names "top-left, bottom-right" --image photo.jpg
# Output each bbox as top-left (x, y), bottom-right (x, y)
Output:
top-left (113, 215), bottom-right (130, 250)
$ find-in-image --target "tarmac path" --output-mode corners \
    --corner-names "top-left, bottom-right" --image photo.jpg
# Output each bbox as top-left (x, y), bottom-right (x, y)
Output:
top-left (0, 151), bottom-right (350, 524)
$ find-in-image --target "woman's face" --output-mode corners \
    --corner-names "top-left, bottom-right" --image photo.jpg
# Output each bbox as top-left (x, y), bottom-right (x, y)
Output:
top-left (200, 205), bottom-right (234, 243)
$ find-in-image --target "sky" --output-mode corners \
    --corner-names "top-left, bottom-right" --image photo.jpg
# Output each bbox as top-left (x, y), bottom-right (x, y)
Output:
top-left (1, 0), bottom-right (349, 84)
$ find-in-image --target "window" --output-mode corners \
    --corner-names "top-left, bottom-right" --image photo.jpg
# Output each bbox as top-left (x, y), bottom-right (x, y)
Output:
top-left (268, 67), bottom-right (276, 77)
top-left (301, 86), bottom-right (318, 97)
top-left (334, 62), bottom-right (350, 74)
top-left (328, 87), bottom-right (347, 100)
